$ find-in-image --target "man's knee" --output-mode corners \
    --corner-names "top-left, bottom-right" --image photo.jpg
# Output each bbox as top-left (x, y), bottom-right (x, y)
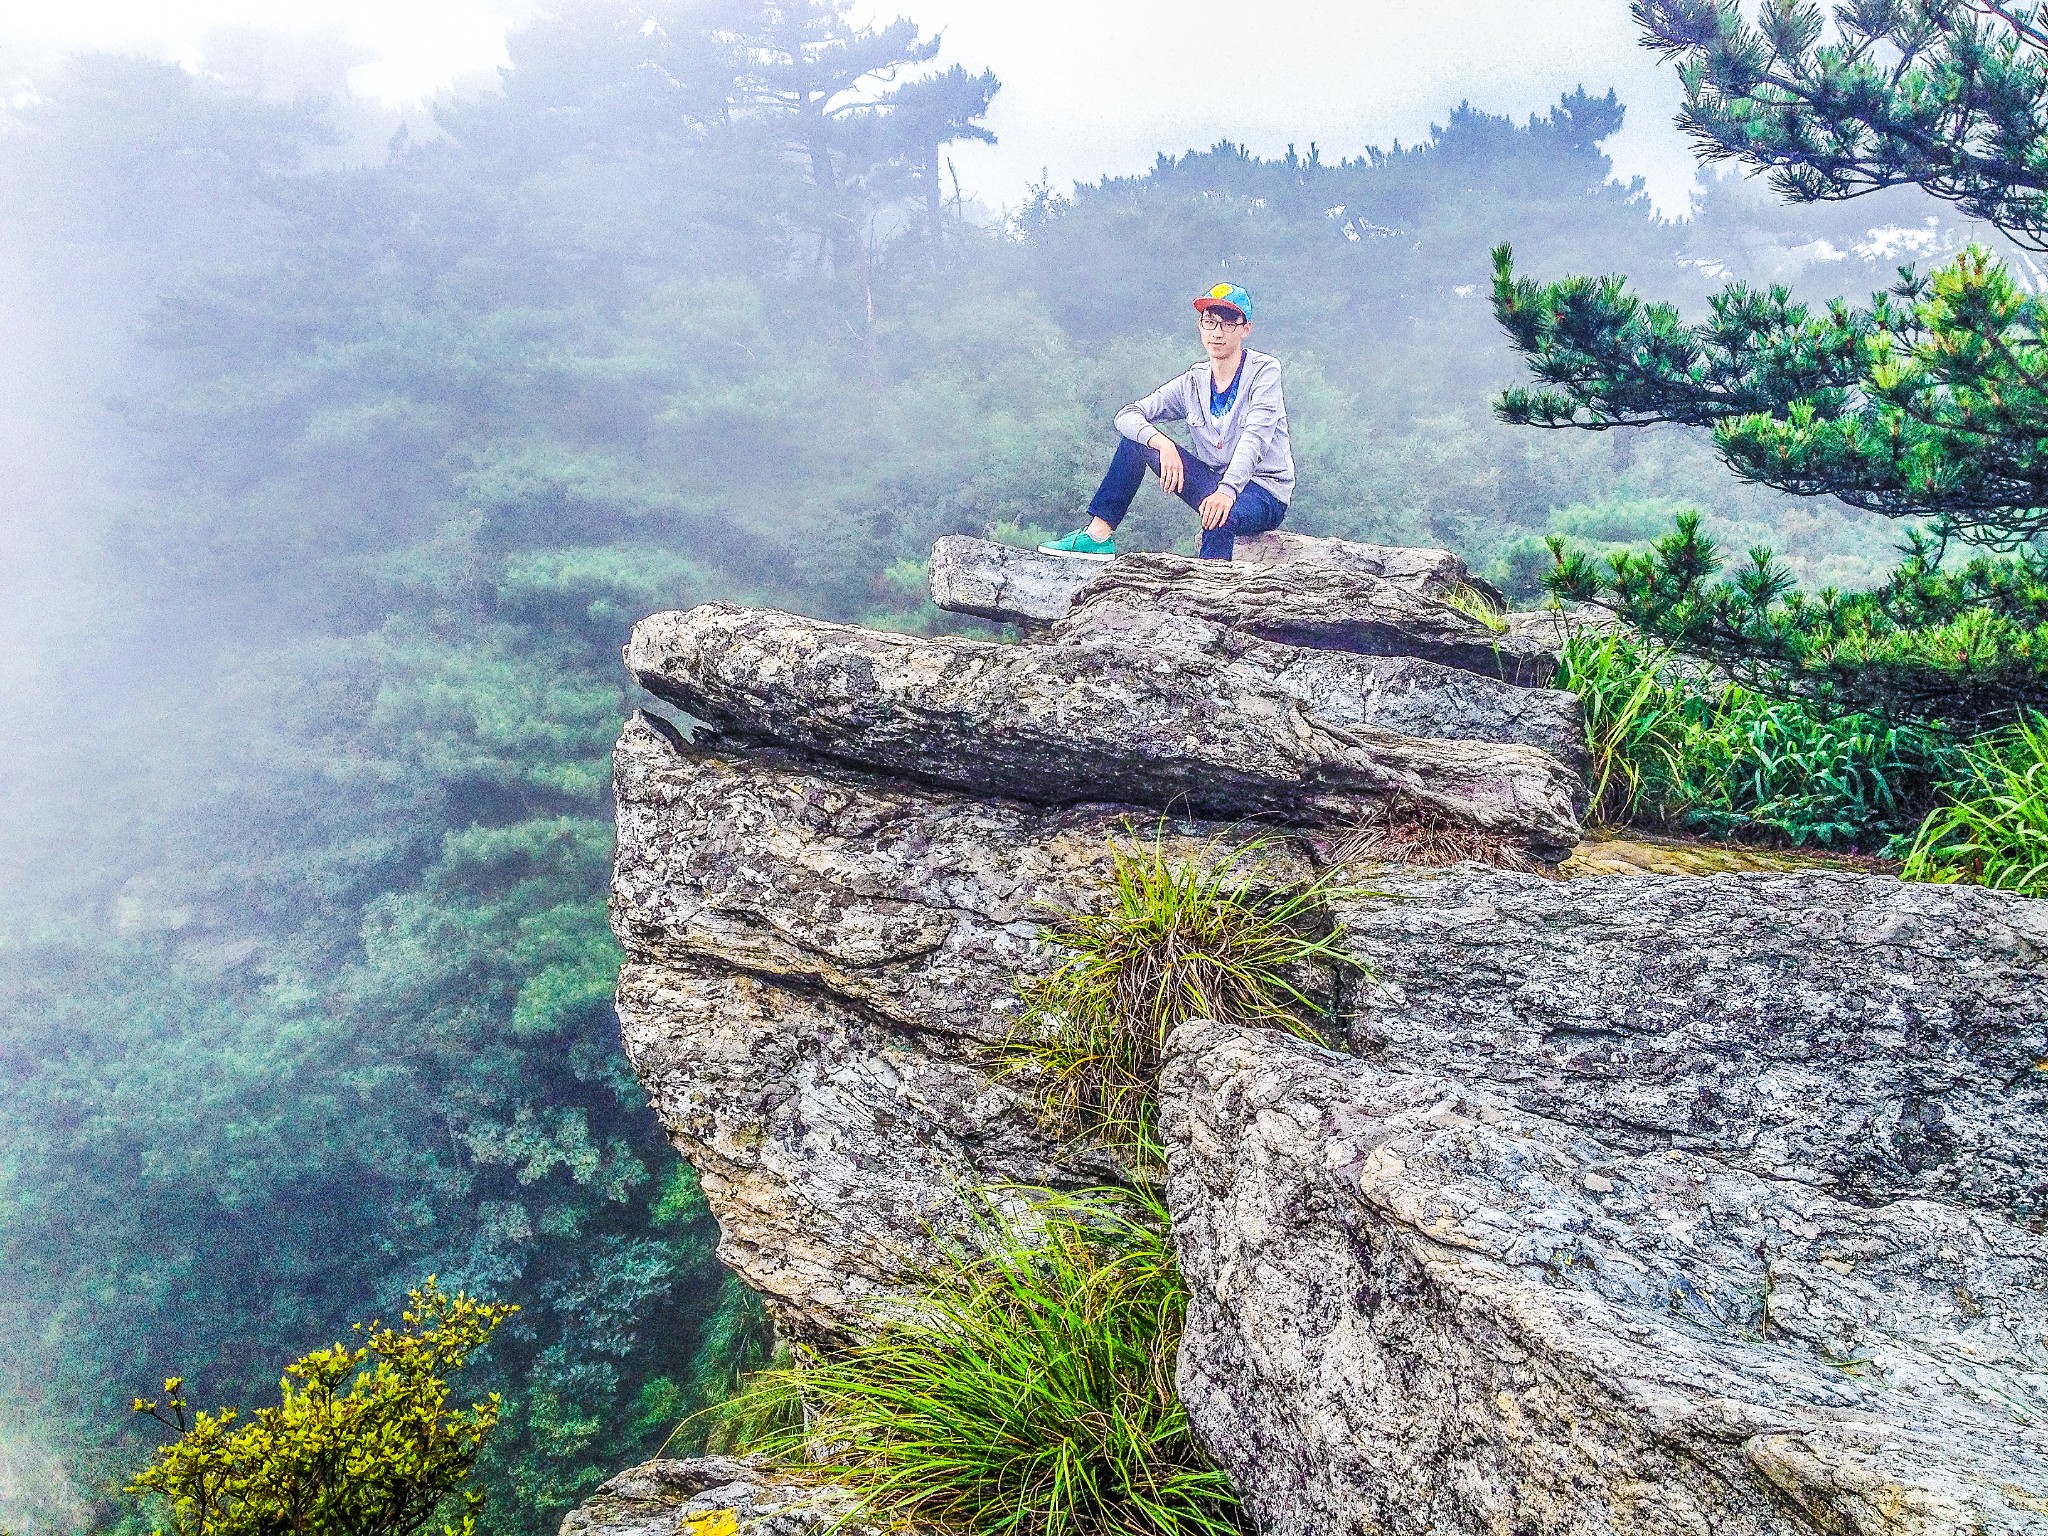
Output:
top-left (1228, 488), bottom-right (1285, 535)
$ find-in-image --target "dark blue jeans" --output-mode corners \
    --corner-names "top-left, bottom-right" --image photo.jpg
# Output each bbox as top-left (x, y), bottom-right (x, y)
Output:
top-left (1086, 435), bottom-right (1288, 559)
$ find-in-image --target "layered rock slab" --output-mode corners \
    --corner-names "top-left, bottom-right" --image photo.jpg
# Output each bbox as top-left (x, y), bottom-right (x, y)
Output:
top-left (1232, 529), bottom-right (1504, 606)
top-left (1060, 553), bottom-right (1557, 684)
top-left (927, 534), bottom-right (1101, 626)
top-left (627, 604), bottom-right (1582, 855)
top-left (612, 713), bottom-right (1312, 1335)
top-left (1161, 1016), bottom-right (2048, 1536)
top-left (1334, 867), bottom-right (2048, 1220)
top-left (1050, 603), bottom-right (1588, 774)
top-left (925, 532), bottom-right (1505, 628)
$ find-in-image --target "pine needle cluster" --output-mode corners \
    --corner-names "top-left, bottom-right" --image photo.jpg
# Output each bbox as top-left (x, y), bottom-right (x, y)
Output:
top-left (1545, 512), bottom-right (2048, 729)
top-left (1492, 4), bottom-right (2048, 730)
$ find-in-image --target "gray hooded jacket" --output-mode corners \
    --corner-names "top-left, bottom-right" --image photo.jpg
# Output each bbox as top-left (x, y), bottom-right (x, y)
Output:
top-left (1113, 348), bottom-right (1294, 502)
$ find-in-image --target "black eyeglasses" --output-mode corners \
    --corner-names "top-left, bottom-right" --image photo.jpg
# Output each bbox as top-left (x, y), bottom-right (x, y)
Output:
top-left (1197, 312), bottom-right (1245, 331)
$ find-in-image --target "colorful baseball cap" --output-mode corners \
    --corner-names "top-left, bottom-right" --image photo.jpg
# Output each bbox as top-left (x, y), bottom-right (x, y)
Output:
top-left (1193, 282), bottom-right (1254, 320)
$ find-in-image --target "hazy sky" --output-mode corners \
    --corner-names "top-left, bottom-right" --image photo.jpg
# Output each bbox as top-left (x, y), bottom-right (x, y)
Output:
top-left (0, 0), bottom-right (1701, 211)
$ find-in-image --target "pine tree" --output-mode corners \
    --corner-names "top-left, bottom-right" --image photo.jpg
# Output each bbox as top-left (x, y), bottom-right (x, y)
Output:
top-left (1492, 0), bottom-right (2048, 723)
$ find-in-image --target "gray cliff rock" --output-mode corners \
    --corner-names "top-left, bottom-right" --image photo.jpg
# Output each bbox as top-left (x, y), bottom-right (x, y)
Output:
top-left (1501, 601), bottom-right (1619, 650)
top-left (612, 712), bottom-right (1301, 1334)
top-left (626, 604), bottom-right (1582, 854)
top-left (605, 569), bottom-right (2048, 1532)
top-left (1334, 867), bottom-right (2048, 1220)
top-left (925, 533), bottom-right (1502, 630)
top-left (1060, 553), bottom-right (1557, 684)
top-left (1161, 1015), bottom-right (2048, 1536)
top-left (1233, 528), bottom-right (1505, 607)
top-left (927, 534), bottom-right (1101, 626)
top-left (1049, 603), bottom-right (1588, 773)
top-left (560, 1457), bottom-right (872, 1536)
top-left (617, 959), bottom-right (1056, 1335)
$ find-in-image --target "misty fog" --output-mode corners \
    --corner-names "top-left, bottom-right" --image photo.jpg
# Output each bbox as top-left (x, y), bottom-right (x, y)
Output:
top-left (0, 4), bottom-right (2013, 1531)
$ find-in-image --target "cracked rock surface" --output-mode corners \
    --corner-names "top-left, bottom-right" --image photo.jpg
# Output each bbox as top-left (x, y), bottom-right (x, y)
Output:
top-left (608, 535), bottom-right (2048, 1532)
top-left (1230, 529), bottom-right (1503, 605)
top-left (1336, 866), bottom-right (2048, 1221)
top-left (611, 712), bottom-right (1289, 1335)
top-left (627, 604), bottom-right (1582, 855)
top-left (926, 534), bottom-right (1101, 626)
top-left (1049, 602), bottom-right (1588, 773)
top-left (925, 532), bottom-right (1500, 630)
top-left (1061, 552), bottom-right (1557, 684)
top-left (1161, 1016), bottom-right (2048, 1536)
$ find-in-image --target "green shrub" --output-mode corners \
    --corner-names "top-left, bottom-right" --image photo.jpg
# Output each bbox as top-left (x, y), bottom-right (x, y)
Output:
top-left (1903, 714), bottom-right (2048, 895)
top-left (1007, 838), bottom-right (1357, 1159)
top-left (1543, 512), bottom-right (2048, 730)
top-left (1554, 630), bottom-right (1957, 848)
top-left (127, 1280), bottom-right (515, 1536)
top-left (718, 1189), bottom-right (1239, 1536)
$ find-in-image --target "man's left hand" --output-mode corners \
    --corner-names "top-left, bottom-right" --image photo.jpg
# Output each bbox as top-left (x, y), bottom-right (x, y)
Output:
top-left (1200, 487), bottom-right (1236, 529)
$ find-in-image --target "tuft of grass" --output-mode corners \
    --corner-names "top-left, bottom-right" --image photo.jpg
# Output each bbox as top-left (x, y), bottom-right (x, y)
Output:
top-left (1552, 629), bottom-right (1683, 824)
top-left (714, 1188), bottom-right (1241, 1536)
top-left (1440, 581), bottom-right (1509, 632)
top-left (1006, 837), bottom-right (1358, 1158)
top-left (1553, 629), bottom-right (1957, 848)
top-left (1903, 713), bottom-right (2048, 895)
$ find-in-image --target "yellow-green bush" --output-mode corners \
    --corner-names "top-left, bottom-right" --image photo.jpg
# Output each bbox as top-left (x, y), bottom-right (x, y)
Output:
top-left (128, 1280), bottom-right (514, 1536)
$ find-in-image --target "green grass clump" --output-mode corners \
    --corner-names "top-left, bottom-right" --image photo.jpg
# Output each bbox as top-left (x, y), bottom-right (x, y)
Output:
top-left (1555, 629), bottom-right (1956, 848)
top-left (1439, 580), bottom-right (1509, 632)
top-left (1903, 713), bottom-right (2048, 894)
top-left (1553, 629), bottom-right (1685, 824)
top-left (1008, 838), bottom-right (1357, 1157)
top-left (717, 1189), bottom-right (1241, 1536)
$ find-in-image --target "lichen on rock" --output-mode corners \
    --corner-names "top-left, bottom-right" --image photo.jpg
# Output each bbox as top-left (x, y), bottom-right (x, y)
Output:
top-left (558, 1457), bottom-right (873, 1536)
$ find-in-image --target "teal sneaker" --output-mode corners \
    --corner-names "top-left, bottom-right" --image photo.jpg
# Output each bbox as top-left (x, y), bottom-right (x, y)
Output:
top-left (1037, 527), bottom-right (1116, 561)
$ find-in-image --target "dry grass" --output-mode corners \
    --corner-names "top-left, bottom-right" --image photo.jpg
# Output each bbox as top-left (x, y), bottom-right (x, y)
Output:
top-left (1440, 581), bottom-right (1510, 632)
top-left (1322, 797), bottom-right (1547, 873)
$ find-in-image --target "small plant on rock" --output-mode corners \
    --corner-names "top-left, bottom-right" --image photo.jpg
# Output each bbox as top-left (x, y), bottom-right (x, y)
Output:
top-left (717, 1188), bottom-right (1240, 1536)
top-left (1553, 628), bottom-right (1959, 849)
top-left (1007, 836), bottom-right (1359, 1159)
top-left (1439, 580), bottom-right (1509, 633)
top-left (1551, 629), bottom-right (1684, 824)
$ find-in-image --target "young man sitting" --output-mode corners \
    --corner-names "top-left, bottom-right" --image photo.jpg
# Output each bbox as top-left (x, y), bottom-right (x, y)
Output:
top-left (1040, 282), bottom-right (1293, 561)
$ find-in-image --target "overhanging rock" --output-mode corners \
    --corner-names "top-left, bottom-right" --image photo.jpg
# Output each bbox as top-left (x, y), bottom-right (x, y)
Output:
top-left (1052, 603), bottom-right (1588, 775)
top-left (626, 604), bottom-right (1583, 855)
